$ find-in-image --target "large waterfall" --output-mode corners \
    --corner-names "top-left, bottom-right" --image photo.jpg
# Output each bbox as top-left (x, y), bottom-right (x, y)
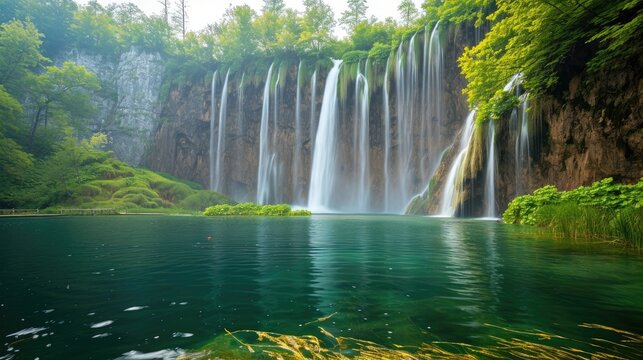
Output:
top-left (208, 70), bottom-right (218, 191)
top-left (308, 60), bottom-right (343, 212)
top-left (206, 23), bottom-right (528, 216)
top-left (256, 64), bottom-right (274, 204)
top-left (212, 69), bottom-right (230, 193)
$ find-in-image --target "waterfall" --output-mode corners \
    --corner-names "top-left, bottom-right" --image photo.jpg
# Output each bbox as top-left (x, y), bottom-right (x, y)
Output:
top-left (354, 66), bottom-right (370, 210)
top-left (271, 68), bottom-right (282, 203)
top-left (308, 60), bottom-right (342, 212)
top-left (382, 57), bottom-right (391, 212)
top-left (484, 120), bottom-right (497, 218)
top-left (310, 69), bottom-right (318, 148)
top-left (439, 110), bottom-right (476, 216)
top-left (256, 64), bottom-right (274, 204)
top-left (426, 22), bottom-right (443, 174)
top-left (292, 61), bottom-right (303, 205)
top-left (212, 69), bottom-right (230, 192)
top-left (515, 93), bottom-right (530, 196)
top-left (238, 72), bottom-right (245, 135)
top-left (208, 70), bottom-right (218, 191)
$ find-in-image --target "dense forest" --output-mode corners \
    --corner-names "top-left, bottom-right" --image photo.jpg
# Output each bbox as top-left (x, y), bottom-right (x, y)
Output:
top-left (0, 0), bottom-right (641, 214)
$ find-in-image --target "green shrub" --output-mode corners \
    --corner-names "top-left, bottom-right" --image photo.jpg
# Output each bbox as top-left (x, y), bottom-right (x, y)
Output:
top-left (178, 191), bottom-right (233, 211)
top-left (503, 178), bottom-right (643, 248)
top-left (204, 203), bottom-right (312, 217)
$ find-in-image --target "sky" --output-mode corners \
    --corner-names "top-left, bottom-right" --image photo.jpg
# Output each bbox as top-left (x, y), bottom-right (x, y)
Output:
top-left (77, 0), bottom-right (424, 38)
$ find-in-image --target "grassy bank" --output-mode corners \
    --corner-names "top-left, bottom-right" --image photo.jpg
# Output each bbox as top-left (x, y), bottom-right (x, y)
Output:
top-left (204, 203), bottom-right (312, 216)
top-left (503, 178), bottom-right (643, 249)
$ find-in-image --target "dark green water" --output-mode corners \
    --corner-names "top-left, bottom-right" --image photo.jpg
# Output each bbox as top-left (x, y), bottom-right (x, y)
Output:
top-left (0, 215), bottom-right (641, 359)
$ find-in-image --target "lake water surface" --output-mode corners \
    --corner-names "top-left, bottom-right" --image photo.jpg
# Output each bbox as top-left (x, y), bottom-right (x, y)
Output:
top-left (1, 215), bottom-right (641, 359)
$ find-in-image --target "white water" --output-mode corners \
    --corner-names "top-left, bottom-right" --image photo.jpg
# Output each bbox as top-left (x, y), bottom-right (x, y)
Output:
top-left (515, 93), bottom-right (530, 196)
top-left (292, 61), bottom-right (303, 205)
top-left (308, 60), bottom-right (342, 212)
top-left (256, 64), bottom-right (274, 204)
top-left (382, 57), bottom-right (391, 211)
top-left (208, 70), bottom-right (218, 190)
top-left (354, 67), bottom-right (370, 210)
top-left (484, 120), bottom-right (497, 218)
top-left (439, 110), bottom-right (476, 216)
top-left (310, 69), bottom-right (317, 148)
top-left (212, 69), bottom-right (230, 192)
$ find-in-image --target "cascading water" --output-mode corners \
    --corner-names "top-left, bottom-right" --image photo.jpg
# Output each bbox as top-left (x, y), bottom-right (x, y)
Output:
top-left (439, 110), bottom-right (476, 216)
top-left (310, 70), bottom-right (318, 148)
top-left (354, 65), bottom-right (370, 210)
top-left (212, 69), bottom-right (230, 193)
top-left (484, 120), bottom-right (497, 218)
top-left (424, 22), bottom-right (443, 175)
top-left (256, 64), bottom-right (274, 204)
top-left (382, 57), bottom-right (392, 212)
top-left (308, 60), bottom-right (342, 212)
top-left (238, 72), bottom-right (245, 135)
top-left (208, 70), bottom-right (218, 191)
top-left (292, 61), bottom-right (303, 205)
top-left (515, 93), bottom-right (530, 196)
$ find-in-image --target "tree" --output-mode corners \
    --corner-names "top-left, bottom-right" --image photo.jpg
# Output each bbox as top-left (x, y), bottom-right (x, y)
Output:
top-left (70, 4), bottom-right (122, 57)
top-left (213, 5), bottom-right (257, 65)
top-left (158, 0), bottom-right (170, 25)
top-left (340, 0), bottom-right (368, 34)
top-left (14, 0), bottom-right (77, 56)
top-left (172, 0), bottom-right (188, 39)
top-left (299, 0), bottom-right (335, 53)
top-left (398, 0), bottom-right (419, 26)
top-left (0, 21), bottom-right (48, 95)
top-left (27, 62), bottom-right (100, 145)
top-left (351, 20), bottom-right (395, 51)
top-left (263, 0), bottom-right (286, 15)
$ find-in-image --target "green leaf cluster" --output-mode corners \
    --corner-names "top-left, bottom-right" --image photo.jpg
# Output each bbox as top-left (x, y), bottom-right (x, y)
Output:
top-left (204, 203), bottom-right (311, 216)
top-left (457, 0), bottom-right (642, 120)
top-left (503, 178), bottom-right (643, 247)
top-left (503, 178), bottom-right (643, 225)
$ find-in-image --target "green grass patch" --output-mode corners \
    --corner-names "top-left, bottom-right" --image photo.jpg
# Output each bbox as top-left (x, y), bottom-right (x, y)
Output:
top-left (503, 178), bottom-right (643, 249)
top-left (204, 203), bottom-right (312, 217)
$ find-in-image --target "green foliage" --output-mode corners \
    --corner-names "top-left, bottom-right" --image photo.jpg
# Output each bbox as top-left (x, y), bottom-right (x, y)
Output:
top-left (438, 0), bottom-right (494, 26)
top-left (478, 90), bottom-right (520, 122)
top-left (204, 203), bottom-right (312, 216)
top-left (458, 0), bottom-right (642, 116)
top-left (367, 43), bottom-right (392, 64)
top-left (398, 0), bottom-right (420, 26)
top-left (351, 21), bottom-right (395, 51)
top-left (503, 178), bottom-right (643, 248)
top-left (340, 0), bottom-right (368, 34)
top-left (342, 50), bottom-right (368, 64)
top-left (0, 20), bottom-right (48, 94)
top-left (69, 4), bottom-right (122, 58)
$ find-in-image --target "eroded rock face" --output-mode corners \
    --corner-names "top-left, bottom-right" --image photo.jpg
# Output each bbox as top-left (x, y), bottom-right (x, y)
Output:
top-left (111, 49), bottom-right (164, 166)
top-left (498, 64), bottom-right (643, 208)
top-left (59, 48), bottom-right (164, 166)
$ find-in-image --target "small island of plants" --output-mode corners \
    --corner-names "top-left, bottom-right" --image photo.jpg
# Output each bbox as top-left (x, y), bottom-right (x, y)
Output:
top-left (204, 203), bottom-right (312, 216)
top-left (503, 178), bottom-right (642, 248)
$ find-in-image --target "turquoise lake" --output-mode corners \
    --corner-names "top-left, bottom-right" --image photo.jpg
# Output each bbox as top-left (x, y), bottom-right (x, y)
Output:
top-left (1, 215), bottom-right (641, 359)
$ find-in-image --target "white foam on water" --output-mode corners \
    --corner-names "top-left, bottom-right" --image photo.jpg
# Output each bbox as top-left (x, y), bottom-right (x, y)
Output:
top-left (92, 333), bottom-right (111, 339)
top-left (171, 332), bottom-right (193, 338)
top-left (90, 320), bottom-right (113, 328)
top-left (178, 302), bottom-right (187, 306)
top-left (6, 327), bottom-right (47, 337)
top-left (116, 349), bottom-right (185, 360)
top-left (42, 309), bottom-right (54, 314)
top-left (124, 306), bottom-right (148, 312)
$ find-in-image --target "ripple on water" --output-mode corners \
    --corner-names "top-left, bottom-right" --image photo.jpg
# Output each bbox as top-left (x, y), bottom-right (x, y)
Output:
top-left (116, 349), bottom-right (184, 360)
top-left (124, 306), bottom-right (148, 312)
top-left (90, 320), bottom-right (113, 328)
top-left (6, 327), bottom-right (47, 337)
top-left (171, 332), bottom-right (193, 338)
top-left (91, 333), bottom-right (111, 339)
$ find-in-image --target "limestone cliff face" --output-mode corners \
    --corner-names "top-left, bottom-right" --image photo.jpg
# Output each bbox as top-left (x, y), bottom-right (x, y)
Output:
top-left (61, 47), bottom-right (164, 166)
top-left (416, 60), bottom-right (643, 217)
top-left (494, 63), bottom-right (643, 212)
top-left (144, 25), bottom-right (471, 207)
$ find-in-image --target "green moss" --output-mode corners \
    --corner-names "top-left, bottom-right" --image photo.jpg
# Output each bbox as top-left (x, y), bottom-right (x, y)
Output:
top-left (204, 203), bottom-right (311, 216)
